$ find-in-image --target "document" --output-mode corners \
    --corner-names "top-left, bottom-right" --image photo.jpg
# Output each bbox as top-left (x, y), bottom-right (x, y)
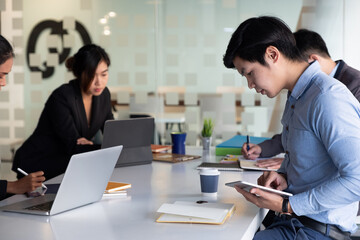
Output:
top-left (239, 156), bottom-right (278, 171)
top-left (156, 201), bottom-right (235, 225)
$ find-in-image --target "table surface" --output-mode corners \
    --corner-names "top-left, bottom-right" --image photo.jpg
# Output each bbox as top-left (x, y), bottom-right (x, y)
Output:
top-left (0, 147), bottom-right (265, 240)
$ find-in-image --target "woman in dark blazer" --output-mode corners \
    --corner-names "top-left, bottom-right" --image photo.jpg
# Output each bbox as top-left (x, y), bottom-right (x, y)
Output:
top-left (0, 35), bottom-right (45, 200)
top-left (12, 44), bottom-right (114, 180)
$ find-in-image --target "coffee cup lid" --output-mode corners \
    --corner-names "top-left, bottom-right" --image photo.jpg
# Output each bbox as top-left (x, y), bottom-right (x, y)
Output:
top-left (199, 168), bottom-right (220, 176)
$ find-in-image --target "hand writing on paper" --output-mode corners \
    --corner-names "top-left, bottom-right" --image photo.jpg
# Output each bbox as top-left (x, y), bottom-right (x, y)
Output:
top-left (255, 158), bottom-right (284, 170)
top-left (7, 171), bottom-right (45, 194)
top-left (77, 137), bottom-right (94, 145)
top-left (241, 143), bottom-right (262, 160)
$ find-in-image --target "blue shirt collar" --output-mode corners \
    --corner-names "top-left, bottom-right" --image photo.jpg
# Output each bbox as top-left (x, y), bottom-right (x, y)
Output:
top-left (290, 61), bottom-right (322, 100)
top-left (329, 62), bottom-right (340, 78)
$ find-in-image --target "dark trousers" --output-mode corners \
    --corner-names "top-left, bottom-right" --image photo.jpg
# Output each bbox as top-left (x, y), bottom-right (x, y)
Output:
top-left (254, 214), bottom-right (337, 240)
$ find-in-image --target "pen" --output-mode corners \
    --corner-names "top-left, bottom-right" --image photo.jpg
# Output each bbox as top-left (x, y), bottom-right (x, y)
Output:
top-left (246, 135), bottom-right (250, 151)
top-left (17, 168), bottom-right (47, 189)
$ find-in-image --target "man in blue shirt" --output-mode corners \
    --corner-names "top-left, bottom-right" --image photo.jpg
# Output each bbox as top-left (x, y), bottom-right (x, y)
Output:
top-left (223, 16), bottom-right (360, 240)
top-left (243, 29), bottom-right (360, 171)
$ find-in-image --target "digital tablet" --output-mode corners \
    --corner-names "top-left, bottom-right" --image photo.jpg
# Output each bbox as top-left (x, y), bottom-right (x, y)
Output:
top-left (225, 180), bottom-right (293, 197)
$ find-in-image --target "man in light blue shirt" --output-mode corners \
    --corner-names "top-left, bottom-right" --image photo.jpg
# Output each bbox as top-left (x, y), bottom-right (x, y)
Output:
top-left (244, 29), bottom-right (360, 171)
top-left (223, 16), bottom-right (360, 240)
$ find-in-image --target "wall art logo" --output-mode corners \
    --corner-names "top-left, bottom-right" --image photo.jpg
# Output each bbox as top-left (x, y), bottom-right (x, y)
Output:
top-left (26, 20), bottom-right (92, 79)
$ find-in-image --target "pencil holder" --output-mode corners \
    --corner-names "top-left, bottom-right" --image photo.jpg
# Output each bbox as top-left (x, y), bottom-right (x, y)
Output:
top-left (202, 137), bottom-right (212, 150)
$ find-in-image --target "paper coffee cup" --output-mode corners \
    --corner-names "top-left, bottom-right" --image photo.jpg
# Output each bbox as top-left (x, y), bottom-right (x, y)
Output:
top-left (199, 168), bottom-right (220, 196)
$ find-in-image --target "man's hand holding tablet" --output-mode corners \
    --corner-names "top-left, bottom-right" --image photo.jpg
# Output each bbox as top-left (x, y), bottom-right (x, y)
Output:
top-left (226, 171), bottom-right (294, 214)
top-left (225, 180), bottom-right (293, 197)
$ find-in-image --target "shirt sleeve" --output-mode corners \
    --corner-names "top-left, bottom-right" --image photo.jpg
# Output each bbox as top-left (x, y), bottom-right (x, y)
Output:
top-left (259, 134), bottom-right (284, 157)
top-left (290, 91), bottom-right (360, 216)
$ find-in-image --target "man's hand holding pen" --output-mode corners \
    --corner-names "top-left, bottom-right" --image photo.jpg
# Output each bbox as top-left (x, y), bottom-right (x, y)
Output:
top-left (241, 142), bottom-right (262, 160)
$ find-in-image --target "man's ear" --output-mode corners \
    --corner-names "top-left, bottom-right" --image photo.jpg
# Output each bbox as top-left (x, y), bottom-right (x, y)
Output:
top-left (265, 46), bottom-right (280, 63)
top-left (308, 54), bottom-right (319, 63)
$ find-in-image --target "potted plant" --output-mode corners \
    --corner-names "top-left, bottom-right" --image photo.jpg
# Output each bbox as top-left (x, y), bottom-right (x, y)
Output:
top-left (201, 118), bottom-right (214, 150)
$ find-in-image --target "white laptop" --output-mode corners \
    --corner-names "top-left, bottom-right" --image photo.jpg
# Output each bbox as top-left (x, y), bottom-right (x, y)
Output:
top-left (0, 145), bottom-right (122, 216)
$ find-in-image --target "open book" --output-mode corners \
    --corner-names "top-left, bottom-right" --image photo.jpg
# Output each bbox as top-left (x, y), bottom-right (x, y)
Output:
top-left (156, 201), bottom-right (235, 225)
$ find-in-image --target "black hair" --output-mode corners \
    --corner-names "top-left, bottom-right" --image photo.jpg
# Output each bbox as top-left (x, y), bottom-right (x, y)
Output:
top-left (294, 29), bottom-right (331, 60)
top-left (223, 16), bottom-right (303, 68)
top-left (0, 35), bottom-right (14, 65)
top-left (65, 44), bottom-right (110, 92)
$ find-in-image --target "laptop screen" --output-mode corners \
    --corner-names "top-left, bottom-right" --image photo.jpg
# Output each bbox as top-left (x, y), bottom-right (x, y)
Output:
top-left (101, 118), bottom-right (154, 167)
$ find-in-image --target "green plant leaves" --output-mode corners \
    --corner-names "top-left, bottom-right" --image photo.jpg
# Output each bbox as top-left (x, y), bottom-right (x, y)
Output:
top-left (201, 118), bottom-right (214, 137)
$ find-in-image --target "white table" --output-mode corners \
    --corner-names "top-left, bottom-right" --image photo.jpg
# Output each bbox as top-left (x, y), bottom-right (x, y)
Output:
top-left (0, 147), bottom-right (265, 240)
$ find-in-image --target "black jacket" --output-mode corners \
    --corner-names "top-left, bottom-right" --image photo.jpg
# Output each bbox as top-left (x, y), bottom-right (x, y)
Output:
top-left (12, 79), bottom-right (113, 179)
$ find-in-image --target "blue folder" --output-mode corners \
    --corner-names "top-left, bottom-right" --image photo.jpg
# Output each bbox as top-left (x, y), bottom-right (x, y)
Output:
top-left (215, 135), bottom-right (269, 155)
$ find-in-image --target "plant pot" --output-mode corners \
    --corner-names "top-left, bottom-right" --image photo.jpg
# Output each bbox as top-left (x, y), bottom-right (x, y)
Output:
top-left (202, 137), bottom-right (212, 150)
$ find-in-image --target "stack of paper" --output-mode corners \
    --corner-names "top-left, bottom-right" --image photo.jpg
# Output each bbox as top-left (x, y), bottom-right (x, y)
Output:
top-left (156, 201), bottom-right (235, 225)
top-left (103, 181), bottom-right (131, 197)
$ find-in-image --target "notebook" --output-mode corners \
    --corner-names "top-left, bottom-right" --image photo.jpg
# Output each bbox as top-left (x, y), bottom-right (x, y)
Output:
top-left (152, 153), bottom-right (201, 163)
top-left (239, 157), bottom-right (278, 171)
top-left (151, 144), bottom-right (172, 153)
top-left (196, 162), bottom-right (243, 172)
top-left (156, 201), bottom-right (235, 225)
top-left (0, 146), bottom-right (122, 216)
top-left (101, 118), bottom-right (154, 167)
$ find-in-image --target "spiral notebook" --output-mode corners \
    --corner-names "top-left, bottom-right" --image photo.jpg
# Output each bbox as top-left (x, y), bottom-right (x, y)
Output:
top-left (196, 162), bottom-right (242, 172)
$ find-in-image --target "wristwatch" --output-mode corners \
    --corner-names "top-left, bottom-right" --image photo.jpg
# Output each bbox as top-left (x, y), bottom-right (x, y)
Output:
top-left (282, 197), bottom-right (289, 213)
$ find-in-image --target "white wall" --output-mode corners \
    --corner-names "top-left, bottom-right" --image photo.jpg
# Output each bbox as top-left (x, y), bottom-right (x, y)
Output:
top-left (4, 0), bottom-right (360, 158)
top-left (343, 0), bottom-right (360, 69)
top-left (18, 0), bottom-right (303, 139)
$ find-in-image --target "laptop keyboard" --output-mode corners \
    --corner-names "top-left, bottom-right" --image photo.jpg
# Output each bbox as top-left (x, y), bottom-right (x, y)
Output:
top-left (25, 201), bottom-right (54, 211)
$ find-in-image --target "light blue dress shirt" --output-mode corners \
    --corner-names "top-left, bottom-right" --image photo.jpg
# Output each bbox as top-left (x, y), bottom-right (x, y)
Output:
top-left (278, 61), bottom-right (360, 233)
top-left (329, 62), bottom-right (339, 78)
